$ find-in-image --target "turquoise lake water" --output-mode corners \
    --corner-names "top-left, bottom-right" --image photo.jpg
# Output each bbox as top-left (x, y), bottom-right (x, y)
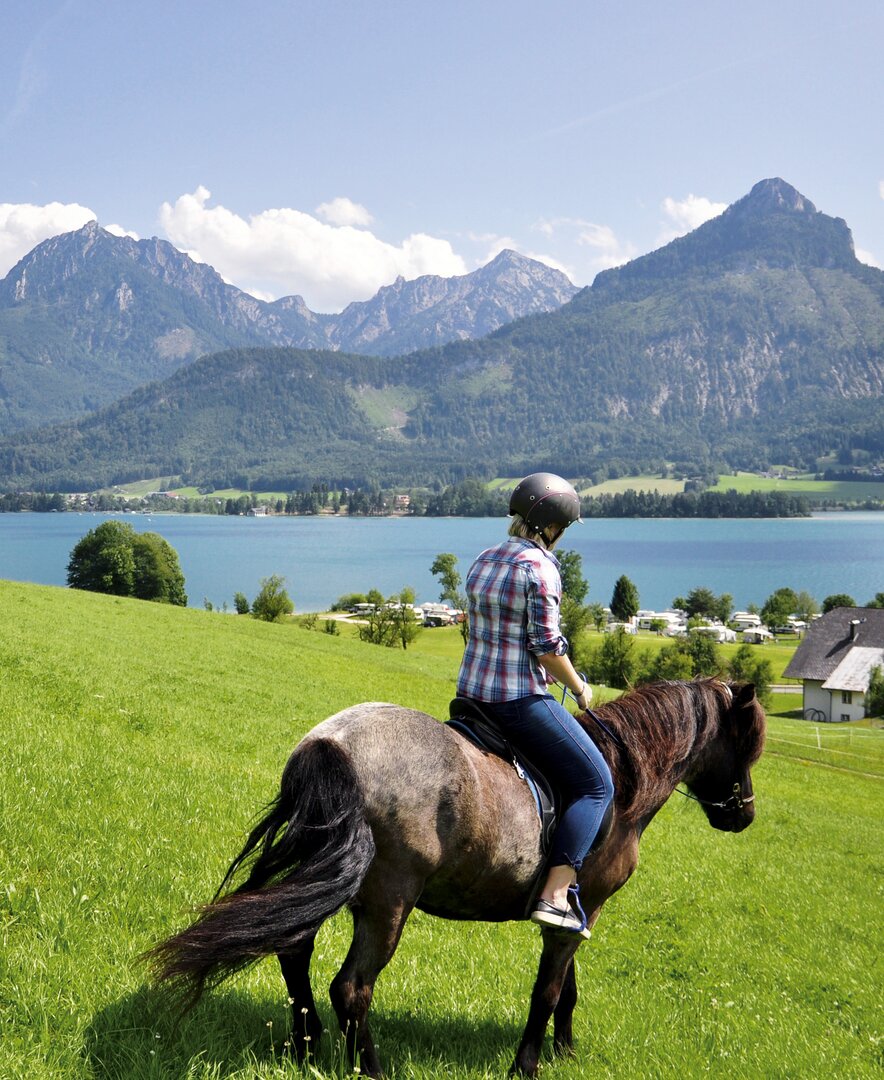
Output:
top-left (1, 512), bottom-right (882, 612)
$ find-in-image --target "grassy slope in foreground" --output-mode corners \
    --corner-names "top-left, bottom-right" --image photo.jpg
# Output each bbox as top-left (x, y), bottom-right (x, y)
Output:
top-left (1, 580), bottom-right (881, 1079)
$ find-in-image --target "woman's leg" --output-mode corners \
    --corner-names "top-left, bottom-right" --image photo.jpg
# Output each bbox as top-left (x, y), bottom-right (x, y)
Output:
top-left (489, 694), bottom-right (614, 907)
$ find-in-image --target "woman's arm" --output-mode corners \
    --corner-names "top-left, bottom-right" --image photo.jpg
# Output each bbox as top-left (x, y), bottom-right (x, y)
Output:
top-left (537, 651), bottom-right (592, 710)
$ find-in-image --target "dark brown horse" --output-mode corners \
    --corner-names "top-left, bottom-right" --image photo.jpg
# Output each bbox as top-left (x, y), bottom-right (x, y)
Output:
top-left (149, 679), bottom-right (765, 1077)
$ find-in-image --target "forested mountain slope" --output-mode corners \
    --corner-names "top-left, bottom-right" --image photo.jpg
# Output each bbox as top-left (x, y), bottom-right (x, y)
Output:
top-left (2, 179), bottom-right (881, 491)
top-left (0, 226), bottom-right (575, 434)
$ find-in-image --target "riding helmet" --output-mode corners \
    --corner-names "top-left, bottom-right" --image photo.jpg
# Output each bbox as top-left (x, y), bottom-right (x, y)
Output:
top-left (509, 472), bottom-right (582, 533)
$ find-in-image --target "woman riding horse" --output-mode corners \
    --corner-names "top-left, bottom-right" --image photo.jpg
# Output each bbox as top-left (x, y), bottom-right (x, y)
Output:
top-left (457, 472), bottom-right (613, 938)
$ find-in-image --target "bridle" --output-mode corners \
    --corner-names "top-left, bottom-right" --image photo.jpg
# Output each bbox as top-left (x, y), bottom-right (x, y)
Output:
top-left (674, 781), bottom-right (755, 812)
top-left (674, 680), bottom-right (754, 812)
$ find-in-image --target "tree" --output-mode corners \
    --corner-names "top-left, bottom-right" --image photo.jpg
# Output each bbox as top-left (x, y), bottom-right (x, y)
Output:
top-left (560, 595), bottom-right (592, 660)
top-left (761, 587), bottom-right (799, 628)
top-left (430, 553), bottom-right (468, 644)
top-left (728, 644), bottom-right (773, 706)
top-left (591, 627), bottom-right (636, 689)
top-left (358, 590), bottom-right (421, 650)
top-left (866, 593), bottom-right (884, 610)
top-left (644, 643), bottom-right (694, 681)
top-left (430, 553), bottom-right (462, 603)
top-left (131, 531), bottom-right (187, 605)
top-left (684, 631), bottom-right (722, 677)
top-left (234, 591), bottom-right (250, 615)
top-left (674, 586), bottom-right (732, 623)
top-left (610, 575), bottom-right (639, 623)
top-left (793, 590), bottom-right (818, 622)
top-left (251, 575), bottom-right (294, 622)
top-left (67, 520), bottom-right (186, 606)
top-left (867, 666), bottom-right (884, 718)
top-left (389, 587), bottom-right (421, 651)
top-left (67, 520), bottom-right (136, 597)
top-left (558, 549), bottom-right (589, 604)
top-left (588, 602), bottom-right (607, 633)
top-left (677, 586), bottom-right (718, 619)
top-left (822, 593), bottom-right (856, 613)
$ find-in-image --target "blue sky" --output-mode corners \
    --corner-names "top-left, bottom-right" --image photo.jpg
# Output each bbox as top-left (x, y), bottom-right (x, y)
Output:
top-left (1, 0), bottom-right (882, 310)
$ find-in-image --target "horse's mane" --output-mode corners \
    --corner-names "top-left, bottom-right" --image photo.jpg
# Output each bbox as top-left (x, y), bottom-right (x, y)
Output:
top-left (584, 678), bottom-right (765, 823)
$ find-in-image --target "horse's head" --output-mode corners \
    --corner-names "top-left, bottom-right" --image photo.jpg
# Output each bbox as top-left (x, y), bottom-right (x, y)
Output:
top-left (685, 681), bottom-right (766, 833)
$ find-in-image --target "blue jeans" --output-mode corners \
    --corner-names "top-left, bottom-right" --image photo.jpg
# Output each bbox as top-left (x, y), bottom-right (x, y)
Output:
top-left (483, 694), bottom-right (614, 871)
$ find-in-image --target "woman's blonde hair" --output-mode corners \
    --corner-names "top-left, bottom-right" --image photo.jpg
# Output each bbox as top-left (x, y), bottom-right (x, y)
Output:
top-left (508, 513), bottom-right (561, 550)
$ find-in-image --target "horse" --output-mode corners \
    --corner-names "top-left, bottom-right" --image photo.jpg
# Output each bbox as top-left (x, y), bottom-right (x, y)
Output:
top-left (148, 678), bottom-right (765, 1077)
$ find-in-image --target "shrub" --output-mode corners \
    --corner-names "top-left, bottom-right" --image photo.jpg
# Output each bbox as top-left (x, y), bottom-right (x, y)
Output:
top-left (67, 520), bottom-right (186, 606)
top-left (251, 575), bottom-right (294, 622)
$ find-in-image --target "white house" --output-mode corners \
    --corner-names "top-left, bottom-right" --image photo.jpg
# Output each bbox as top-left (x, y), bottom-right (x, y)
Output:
top-left (783, 607), bottom-right (884, 722)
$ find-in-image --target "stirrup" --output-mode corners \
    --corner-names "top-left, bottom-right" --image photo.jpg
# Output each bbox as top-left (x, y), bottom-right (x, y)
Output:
top-left (567, 884), bottom-right (589, 937)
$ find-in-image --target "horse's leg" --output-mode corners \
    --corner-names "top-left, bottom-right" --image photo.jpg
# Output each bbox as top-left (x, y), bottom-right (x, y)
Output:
top-left (512, 932), bottom-right (583, 1077)
top-left (329, 882), bottom-right (415, 1079)
top-left (552, 957), bottom-right (577, 1057)
top-left (278, 935), bottom-right (322, 1062)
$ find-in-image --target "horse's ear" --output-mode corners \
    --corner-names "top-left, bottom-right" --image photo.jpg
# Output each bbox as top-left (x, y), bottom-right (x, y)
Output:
top-left (733, 683), bottom-right (756, 709)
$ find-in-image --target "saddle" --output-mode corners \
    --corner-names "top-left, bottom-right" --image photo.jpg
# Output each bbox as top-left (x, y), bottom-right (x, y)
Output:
top-left (446, 697), bottom-right (558, 856)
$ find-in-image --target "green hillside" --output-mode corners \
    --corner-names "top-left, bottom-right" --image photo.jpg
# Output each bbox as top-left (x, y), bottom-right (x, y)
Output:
top-left (1, 579), bottom-right (881, 1078)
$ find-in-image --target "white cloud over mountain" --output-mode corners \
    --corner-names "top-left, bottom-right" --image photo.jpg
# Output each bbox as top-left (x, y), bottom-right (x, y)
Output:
top-left (159, 187), bottom-right (467, 311)
top-left (534, 216), bottom-right (637, 276)
top-left (658, 194), bottom-right (727, 243)
top-left (0, 200), bottom-right (96, 276)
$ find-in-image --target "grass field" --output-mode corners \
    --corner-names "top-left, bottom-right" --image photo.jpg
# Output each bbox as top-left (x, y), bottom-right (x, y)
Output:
top-left (107, 472), bottom-right (884, 507)
top-left (1, 581), bottom-right (882, 1079)
top-left (710, 472), bottom-right (884, 503)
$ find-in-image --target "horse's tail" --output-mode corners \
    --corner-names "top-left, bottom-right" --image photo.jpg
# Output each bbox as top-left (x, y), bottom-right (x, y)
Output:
top-left (146, 737), bottom-right (375, 1007)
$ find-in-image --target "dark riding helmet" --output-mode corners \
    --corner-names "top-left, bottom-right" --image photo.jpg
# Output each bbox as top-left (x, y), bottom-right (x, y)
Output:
top-left (509, 472), bottom-right (582, 534)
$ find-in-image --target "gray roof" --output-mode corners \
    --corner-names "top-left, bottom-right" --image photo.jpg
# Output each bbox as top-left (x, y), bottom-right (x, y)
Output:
top-left (822, 647), bottom-right (884, 691)
top-left (783, 607), bottom-right (884, 683)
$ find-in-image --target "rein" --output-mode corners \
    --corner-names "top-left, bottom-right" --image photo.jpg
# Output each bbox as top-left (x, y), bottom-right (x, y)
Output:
top-left (558, 676), bottom-right (627, 748)
top-left (674, 782), bottom-right (755, 812)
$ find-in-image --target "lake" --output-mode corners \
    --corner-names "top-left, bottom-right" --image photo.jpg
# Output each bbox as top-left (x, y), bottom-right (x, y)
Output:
top-left (1, 512), bottom-right (882, 613)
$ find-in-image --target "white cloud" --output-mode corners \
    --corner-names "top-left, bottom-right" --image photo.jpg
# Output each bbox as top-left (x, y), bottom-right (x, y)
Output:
top-left (658, 194), bottom-right (727, 244)
top-left (159, 187), bottom-right (467, 311)
top-left (105, 223), bottom-right (140, 240)
top-left (855, 247), bottom-right (881, 268)
top-left (315, 197), bottom-right (373, 227)
top-left (0, 200), bottom-right (97, 276)
top-left (879, 180), bottom-right (884, 200)
top-left (535, 216), bottom-right (637, 275)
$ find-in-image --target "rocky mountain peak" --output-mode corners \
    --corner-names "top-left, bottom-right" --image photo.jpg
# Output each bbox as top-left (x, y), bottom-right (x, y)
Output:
top-left (730, 177), bottom-right (818, 218)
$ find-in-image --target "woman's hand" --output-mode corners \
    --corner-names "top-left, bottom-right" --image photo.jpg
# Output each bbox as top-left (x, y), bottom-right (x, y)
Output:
top-left (574, 681), bottom-right (593, 711)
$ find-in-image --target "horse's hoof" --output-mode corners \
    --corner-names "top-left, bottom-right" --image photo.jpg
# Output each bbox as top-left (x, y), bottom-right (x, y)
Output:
top-left (510, 1053), bottom-right (540, 1077)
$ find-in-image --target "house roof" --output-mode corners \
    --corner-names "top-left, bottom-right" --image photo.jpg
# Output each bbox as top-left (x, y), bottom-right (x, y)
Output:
top-left (822, 647), bottom-right (884, 692)
top-left (783, 607), bottom-right (884, 685)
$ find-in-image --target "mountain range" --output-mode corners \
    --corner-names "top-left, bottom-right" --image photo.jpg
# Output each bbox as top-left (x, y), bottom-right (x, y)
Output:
top-left (0, 228), bottom-right (576, 434)
top-left (1, 178), bottom-right (882, 492)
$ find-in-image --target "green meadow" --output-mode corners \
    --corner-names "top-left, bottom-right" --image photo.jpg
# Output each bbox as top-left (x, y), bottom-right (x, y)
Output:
top-left (1, 580), bottom-right (881, 1079)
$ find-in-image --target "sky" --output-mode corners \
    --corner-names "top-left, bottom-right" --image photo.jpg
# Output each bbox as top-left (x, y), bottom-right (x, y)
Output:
top-left (1, 0), bottom-right (882, 312)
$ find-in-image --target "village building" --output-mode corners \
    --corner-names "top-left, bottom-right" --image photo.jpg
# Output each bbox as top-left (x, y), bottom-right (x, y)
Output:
top-left (783, 607), bottom-right (884, 722)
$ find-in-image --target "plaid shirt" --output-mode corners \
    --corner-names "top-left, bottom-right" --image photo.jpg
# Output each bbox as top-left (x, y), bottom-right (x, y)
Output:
top-left (456, 537), bottom-right (569, 702)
